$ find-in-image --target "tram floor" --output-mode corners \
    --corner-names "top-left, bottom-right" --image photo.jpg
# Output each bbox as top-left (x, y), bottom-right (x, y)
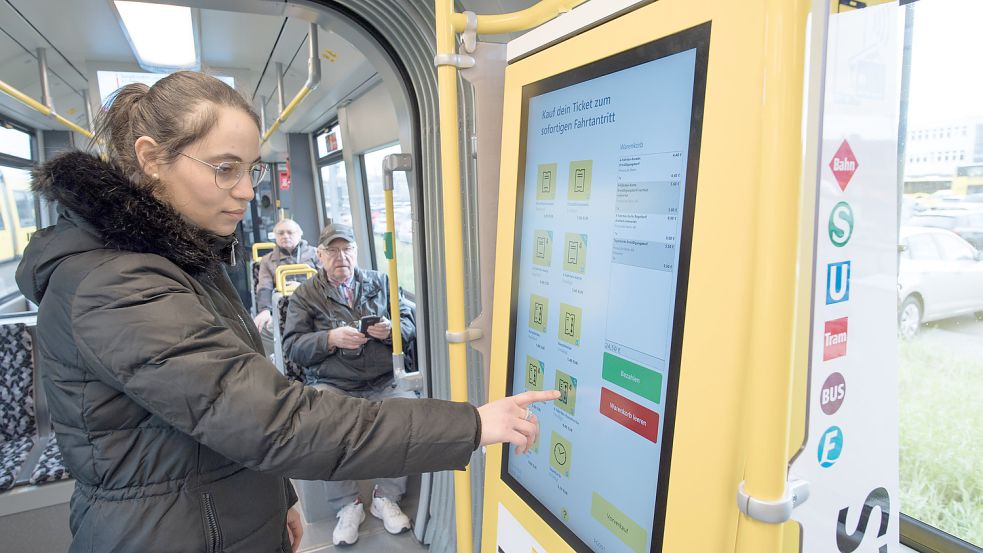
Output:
top-left (294, 477), bottom-right (428, 552)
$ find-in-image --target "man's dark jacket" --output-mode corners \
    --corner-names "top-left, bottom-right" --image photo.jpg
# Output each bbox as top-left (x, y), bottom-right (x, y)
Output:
top-left (17, 152), bottom-right (480, 553)
top-left (282, 268), bottom-right (413, 391)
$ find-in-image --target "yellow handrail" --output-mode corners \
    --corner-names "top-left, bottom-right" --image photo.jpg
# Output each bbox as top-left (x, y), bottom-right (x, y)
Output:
top-left (275, 264), bottom-right (317, 295)
top-left (261, 86), bottom-right (312, 144)
top-left (450, 0), bottom-right (584, 35)
top-left (252, 242), bottom-right (276, 262)
top-left (436, 1), bottom-right (585, 550)
top-left (0, 79), bottom-right (94, 139)
top-left (383, 187), bottom-right (403, 357)
top-left (734, 0), bottom-right (810, 552)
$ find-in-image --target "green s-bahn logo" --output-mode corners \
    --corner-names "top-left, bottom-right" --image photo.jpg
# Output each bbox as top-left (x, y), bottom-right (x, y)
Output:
top-left (828, 201), bottom-right (854, 248)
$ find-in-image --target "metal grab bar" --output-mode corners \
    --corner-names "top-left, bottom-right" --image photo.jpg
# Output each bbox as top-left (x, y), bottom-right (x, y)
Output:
top-left (0, 79), bottom-right (93, 139)
top-left (274, 264), bottom-right (317, 295)
top-left (261, 22), bottom-right (321, 144)
top-left (251, 242), bottom-right (276, 262)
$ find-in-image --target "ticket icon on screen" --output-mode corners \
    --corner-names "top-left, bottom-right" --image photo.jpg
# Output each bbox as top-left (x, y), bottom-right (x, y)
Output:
top-left (533, 230), bottom-right (552, 267)
top-left (537, 163), bottom-right (558, 201)
top-left (529, 295), bottom-right (549, 333)
top-left (563, 233), bottom-right (587, 274)
top-left (568, 160), bottom-right (592, 201)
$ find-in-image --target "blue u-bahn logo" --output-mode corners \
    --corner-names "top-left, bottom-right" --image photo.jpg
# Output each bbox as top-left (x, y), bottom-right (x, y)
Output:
top-left (818, 426), bottom-right (844, 468)
top-left (826, 261), bottom-right (851, 305)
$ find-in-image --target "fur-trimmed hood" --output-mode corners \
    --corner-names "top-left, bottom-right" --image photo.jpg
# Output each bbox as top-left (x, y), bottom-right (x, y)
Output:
top-left (17, 151), bottom-right (236, 303)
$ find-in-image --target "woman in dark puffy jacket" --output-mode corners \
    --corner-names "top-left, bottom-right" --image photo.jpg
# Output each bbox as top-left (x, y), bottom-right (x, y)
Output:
top-left (16, 71), bottom-right (554, 553)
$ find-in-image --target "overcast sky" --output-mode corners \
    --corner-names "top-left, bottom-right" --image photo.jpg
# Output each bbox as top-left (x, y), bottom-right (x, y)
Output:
top-left (907, 0), bottom-right (983, 125)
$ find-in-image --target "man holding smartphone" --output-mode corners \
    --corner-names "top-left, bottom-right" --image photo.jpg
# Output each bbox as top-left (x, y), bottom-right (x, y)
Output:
top-left (282, 223), bottom-right (417, 545)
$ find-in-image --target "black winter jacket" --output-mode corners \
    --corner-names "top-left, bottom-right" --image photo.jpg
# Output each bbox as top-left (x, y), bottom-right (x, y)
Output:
top-left (283, 267), bottom-right (414, 390)
top-left (17, 152), bottom-right (481, 553)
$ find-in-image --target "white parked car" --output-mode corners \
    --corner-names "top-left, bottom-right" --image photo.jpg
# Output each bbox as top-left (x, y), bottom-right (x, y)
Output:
top-left (898, 226), bottom-right (983, 339)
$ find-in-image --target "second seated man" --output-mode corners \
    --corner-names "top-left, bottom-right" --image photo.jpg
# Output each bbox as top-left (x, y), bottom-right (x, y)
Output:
top-left (282, 222), bottom-right (417, 546)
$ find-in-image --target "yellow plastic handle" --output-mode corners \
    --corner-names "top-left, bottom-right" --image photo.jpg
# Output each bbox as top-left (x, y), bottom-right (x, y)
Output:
top-left (275, 264), bottom-right (318, 295)
top-left (252, 242), bottom-right (276, 262)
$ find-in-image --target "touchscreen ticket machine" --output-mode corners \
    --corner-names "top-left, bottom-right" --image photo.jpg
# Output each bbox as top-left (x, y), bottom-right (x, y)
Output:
top-left (481, 1), bottom-right (815, 552)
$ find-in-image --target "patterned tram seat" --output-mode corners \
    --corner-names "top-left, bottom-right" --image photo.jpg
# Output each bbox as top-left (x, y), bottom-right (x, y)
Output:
top-left (0, 323), bottom-right (37, 491)
top-left (29, 434), bottom-right (69, 485)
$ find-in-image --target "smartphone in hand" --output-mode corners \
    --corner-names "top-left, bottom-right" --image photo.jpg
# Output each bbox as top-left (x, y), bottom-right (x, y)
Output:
top-left (356, 315), bottom-right (382, 335)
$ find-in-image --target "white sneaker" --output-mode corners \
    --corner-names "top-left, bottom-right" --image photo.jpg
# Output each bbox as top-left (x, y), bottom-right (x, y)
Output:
top-left (332, 501), bottom-right (365, 546)
top-left (370, 495), bottom-right (411, 534)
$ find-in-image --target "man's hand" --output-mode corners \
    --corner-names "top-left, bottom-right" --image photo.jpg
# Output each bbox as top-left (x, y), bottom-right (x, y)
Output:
top-left (328, 326), bottom-right (369, 349)
top-left (366, 317), bottom-right (392, 340)
top-left (253, 309), bottom-right (272, 332)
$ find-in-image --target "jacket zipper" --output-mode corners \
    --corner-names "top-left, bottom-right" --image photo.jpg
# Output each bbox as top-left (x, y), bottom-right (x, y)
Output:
top-left (229, 236), bottom-right (238, 267)
top-left (200, 492), bottom-right (223, 553)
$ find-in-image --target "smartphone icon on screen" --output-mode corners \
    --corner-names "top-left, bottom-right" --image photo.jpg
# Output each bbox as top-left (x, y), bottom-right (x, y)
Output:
top-left (536, 236), bottom-right (546, 258)
top-left (533, 303), bottom-right (545, 326)
top-left (541, 170), bottom-right (552, 194)
top-left (528, 362), bottom-right (539, 387)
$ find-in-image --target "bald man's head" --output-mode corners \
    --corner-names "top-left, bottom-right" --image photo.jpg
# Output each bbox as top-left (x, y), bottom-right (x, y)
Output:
top-left (274, 219), bottom-right (303, 250)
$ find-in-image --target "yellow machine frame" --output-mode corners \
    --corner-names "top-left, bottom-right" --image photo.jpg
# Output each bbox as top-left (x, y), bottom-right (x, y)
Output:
top-left (478, 1), bottom-right (812, 552)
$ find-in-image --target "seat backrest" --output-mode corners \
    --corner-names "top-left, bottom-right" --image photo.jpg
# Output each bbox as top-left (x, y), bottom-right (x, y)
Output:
top-left (0, 323), bottom-right (36, 442)
top-left (275, 295), bottom-right (304, 383)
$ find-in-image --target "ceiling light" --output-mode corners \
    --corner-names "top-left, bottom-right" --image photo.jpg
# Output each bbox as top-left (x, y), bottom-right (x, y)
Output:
top-left (113, 1), bottom-right (199, 72)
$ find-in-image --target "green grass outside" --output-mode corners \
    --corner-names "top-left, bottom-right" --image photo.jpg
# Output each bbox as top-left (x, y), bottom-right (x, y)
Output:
top-left (899, 335), bottom-right (983, 547)
top-left (372, 234), bottom-right (416, 296)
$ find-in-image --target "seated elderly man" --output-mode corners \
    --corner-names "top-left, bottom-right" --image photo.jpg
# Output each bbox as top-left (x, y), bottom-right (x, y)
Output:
top-left (252, 218), bottom-right (318, 337)
top-left (282, 223), bottom-right (416, 546)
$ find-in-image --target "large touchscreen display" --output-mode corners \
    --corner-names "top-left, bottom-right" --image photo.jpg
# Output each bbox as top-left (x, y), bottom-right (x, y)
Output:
top-left (504, 24), bottom-right (709, 553)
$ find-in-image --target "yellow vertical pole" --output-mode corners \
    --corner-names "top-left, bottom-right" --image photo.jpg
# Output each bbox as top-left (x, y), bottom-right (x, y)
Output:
top-left (384, 187), bottom-right (403, 355)
top-left (435, 0), bottom-right (475, 550)
top-left (735, 0), bottom-right (810, 552)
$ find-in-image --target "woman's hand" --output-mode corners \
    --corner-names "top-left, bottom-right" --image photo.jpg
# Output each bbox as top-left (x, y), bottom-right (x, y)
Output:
top-left (477, 390), bottom-right (560, 454)
top-left (286, 507), bottom-right (304, 553)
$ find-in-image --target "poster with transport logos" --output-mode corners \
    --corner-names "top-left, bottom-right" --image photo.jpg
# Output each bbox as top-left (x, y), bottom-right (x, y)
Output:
top-left (789, 4), bottom-right (901, 553)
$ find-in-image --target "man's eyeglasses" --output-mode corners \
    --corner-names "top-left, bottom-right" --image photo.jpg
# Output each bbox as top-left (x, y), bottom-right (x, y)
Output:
top-left (176, 151), bottom-right (268, 190)
top-left (319, 245), bottom-right (356, 257)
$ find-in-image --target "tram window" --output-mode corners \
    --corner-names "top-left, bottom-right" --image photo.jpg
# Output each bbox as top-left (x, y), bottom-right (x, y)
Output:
top-left (899, 0), bottom-right (983, 549)
top-left (362, 143), bottom-right (415, 295)
top-left (13, 190), bottom-right (35, 228)
top-left (319, 161), bottom-right (351, 226)
top-left (0, 125), bottom-right (32, 160)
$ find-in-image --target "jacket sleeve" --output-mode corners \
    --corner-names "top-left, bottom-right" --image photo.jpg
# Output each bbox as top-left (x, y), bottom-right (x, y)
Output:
top-left (256, 257), bottom-right (275, 313)
top-left (282, 285), bottom-right (336, 367)
top-left (71, 256), bottom-right (480, 481)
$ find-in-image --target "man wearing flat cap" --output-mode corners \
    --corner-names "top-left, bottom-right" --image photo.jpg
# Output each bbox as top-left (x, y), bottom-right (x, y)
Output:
top-left (282, 223), bottom-right (417, 546)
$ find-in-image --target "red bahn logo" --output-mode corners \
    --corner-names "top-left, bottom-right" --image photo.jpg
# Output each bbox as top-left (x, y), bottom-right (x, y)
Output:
top-left (829, 140), bottom-right (859, 192)
top-left (823, 317), bottom-right (848, 361)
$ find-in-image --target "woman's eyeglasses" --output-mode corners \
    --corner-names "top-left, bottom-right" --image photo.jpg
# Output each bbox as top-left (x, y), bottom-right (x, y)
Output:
top-left (175, 151), bottom-right (268, 190)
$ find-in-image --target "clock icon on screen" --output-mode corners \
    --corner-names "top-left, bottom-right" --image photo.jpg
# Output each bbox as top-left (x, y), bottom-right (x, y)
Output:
top-left (553, 442), bottom-right (568, 466)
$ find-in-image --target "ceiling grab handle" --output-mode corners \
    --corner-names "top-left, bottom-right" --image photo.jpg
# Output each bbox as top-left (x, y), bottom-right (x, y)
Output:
top-left (382, 153), bottom-right (422, 393)
top-left (0, 48), bottom-right (94, 139)
top-left (261, 22), bottom-right (321, 144)
top-left (435, 1), bottom-right (587, 551)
